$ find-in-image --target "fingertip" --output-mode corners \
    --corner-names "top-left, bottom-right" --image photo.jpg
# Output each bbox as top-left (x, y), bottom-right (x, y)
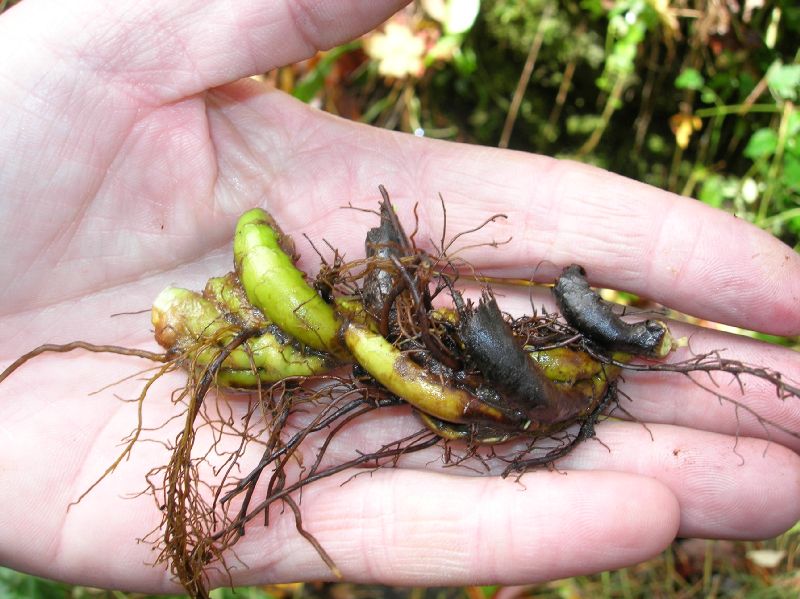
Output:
top-left (228, 468), bottom-right (681, 586)
top-left (560, 422), bottom-right (800, 540)
top-left (410, 150), bottom-right (800, 334)
top-left (525, 471), bottom-right (680, 575)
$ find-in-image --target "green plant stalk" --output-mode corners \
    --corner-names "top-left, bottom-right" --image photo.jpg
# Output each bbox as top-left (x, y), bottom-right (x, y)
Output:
top-left (667, 142), bottom-right (684, 193)
top-left (153, 287), bottom-right (233, 348)
top-left (152, 287), bottom-right (333, 382)
top-left (694, 104), bottom-right (780, 118)
top-left (758, 101), bottom-right (794, 225)
top-left (292, 41), bottom-right (361, 103)
top-left (664, 545), bottom-right (676, 593)
top-left (498, 1), bottom-right (553, 149)
top-left (361, 79), bottom-right (403, 125)
top-left (416, 348), bottom-right (620, 444)
top-left (203, 273), bottom-right (267, 330)
top-left (415, 411), bottom-right (515, 444)
top-left (761, 207), bottom-right (800, 228)
top-left (703, 540), bottom-right (713, 594)
top-left (529, 346), bottom-right (608, 384)
top-left (341, 321), bottom-right (520, 427)
top-left (577, 74), bottom-right (626, 156)
top-left (688, 113), bottom-right (719, 196)
top-left (234, 208), bottom-right (345, 358)
top-left (600, 570), bottom-right (611, 598)
top-left (203, 367), bottom-right (285, 390)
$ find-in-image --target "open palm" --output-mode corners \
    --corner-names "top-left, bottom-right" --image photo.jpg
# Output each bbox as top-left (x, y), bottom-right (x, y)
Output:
top-left (1, 0), bottom-right (799, 594)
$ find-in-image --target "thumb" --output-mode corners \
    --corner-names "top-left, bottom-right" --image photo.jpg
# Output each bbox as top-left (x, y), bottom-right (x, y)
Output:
top-left (0, 0), bottom-right (410, 103)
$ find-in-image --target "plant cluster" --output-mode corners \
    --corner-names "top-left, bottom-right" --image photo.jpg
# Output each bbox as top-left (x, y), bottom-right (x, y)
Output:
top-left (3, 188), bottom-right (798, 598)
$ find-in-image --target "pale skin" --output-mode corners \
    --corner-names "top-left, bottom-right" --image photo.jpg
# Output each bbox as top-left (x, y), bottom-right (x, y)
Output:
top-left (1, 0), bottom-right (799, 594)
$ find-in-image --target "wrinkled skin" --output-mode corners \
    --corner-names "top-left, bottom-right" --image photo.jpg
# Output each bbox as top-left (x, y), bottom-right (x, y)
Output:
top-left (1, 0), bottom-right (800, 594)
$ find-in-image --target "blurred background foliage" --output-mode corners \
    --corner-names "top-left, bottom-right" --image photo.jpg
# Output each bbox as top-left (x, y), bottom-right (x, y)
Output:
top-left (2, 0), bottom-right (800, 596)
top-left (269, 0), bottom-right (800, 251)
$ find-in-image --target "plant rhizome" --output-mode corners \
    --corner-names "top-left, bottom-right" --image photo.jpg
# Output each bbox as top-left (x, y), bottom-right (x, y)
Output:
top-left (2, 186), bottom-right (799, 598)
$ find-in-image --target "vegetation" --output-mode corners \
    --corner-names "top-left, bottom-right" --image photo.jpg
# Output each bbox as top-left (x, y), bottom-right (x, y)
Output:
top-left (2, 0), bottom-right (799, 597)
top-left (285, 0), bottom-right (799, 250)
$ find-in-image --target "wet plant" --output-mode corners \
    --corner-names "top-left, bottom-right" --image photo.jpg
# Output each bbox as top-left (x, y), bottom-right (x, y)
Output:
top-left (1, 186), bottom-right (799, 599)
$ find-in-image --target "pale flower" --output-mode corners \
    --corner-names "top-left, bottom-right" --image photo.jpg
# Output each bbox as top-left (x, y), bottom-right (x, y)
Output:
top-left (422, 0), bottom-right (480, 34)
top-left (365, 22), bottom-right (426, 79)
top-left (746, 549), bottom-right (786, 569)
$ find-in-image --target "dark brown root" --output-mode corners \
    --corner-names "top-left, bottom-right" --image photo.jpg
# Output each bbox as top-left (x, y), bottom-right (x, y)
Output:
top-left (596, 349), bottom-right (800, 443)
top-left (153, 329), bottom-right (261, 598)
top-left (0, 341), bottom-right (168, 385)
top-left (209, 429), bottom-right (440, 542)
top-left (553, 264), bottom-right (670, 357)
top-left (501, 382), bottom-right (617, 476)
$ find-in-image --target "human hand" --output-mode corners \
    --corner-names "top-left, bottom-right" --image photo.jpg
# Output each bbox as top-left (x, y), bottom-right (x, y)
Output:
top-left (1, 0), bottom-right (799, 594)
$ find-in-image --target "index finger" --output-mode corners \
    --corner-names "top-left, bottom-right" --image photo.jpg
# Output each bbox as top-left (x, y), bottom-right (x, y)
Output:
top-left (362, 138), bottom-right (800, 335)
top-left (215, 99), bottom-right (799, 335)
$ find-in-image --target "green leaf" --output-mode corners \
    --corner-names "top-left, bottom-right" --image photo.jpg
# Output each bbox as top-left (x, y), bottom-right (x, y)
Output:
top-left (787, 214), bottom-right (800, 236)
top-left (292, 42), bottom-right (360, 103)
top-left (767, 61), bottom-right (800, 101)
top-left (699, 175), bottom-right (725, 208)
top-left (700, 89), bottom-right (718, 104)
top-left (783, 154), bottom-right (800, 189)
top-left (675, 68), bottom-right (704, 90)
top-left (744, 128), bottom-right (778, 160)
top-left (786, 112), bottom-right (800, 157)
top-left (453, 45), bottom-right (477, 76)
top-left (567, 114), bottom-right (604, 135)
top-left (579, 0), bottom-right (606, 18)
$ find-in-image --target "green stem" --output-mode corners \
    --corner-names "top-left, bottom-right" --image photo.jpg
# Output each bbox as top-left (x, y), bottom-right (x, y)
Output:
top-left (760, 207), bottom-right (800, 228)
top-left (234, 208), bottom-right (345, 357)
top-left (757, 101), bottom-right (794, 225)
top-left (694, 103), bottom-right (780, 118)
top-left (577, 74), bottom-right (626, 156)
top-left (152, 287), bottom-right (333, 384)
top-left (203, 272), bottom-right (267, 329)
top-left (341, 321), bottom-right (517, 426)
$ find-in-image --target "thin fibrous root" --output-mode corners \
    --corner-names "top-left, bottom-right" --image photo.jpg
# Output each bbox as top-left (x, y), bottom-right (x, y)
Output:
top-left (0, 341), bottom-right (169, 384)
